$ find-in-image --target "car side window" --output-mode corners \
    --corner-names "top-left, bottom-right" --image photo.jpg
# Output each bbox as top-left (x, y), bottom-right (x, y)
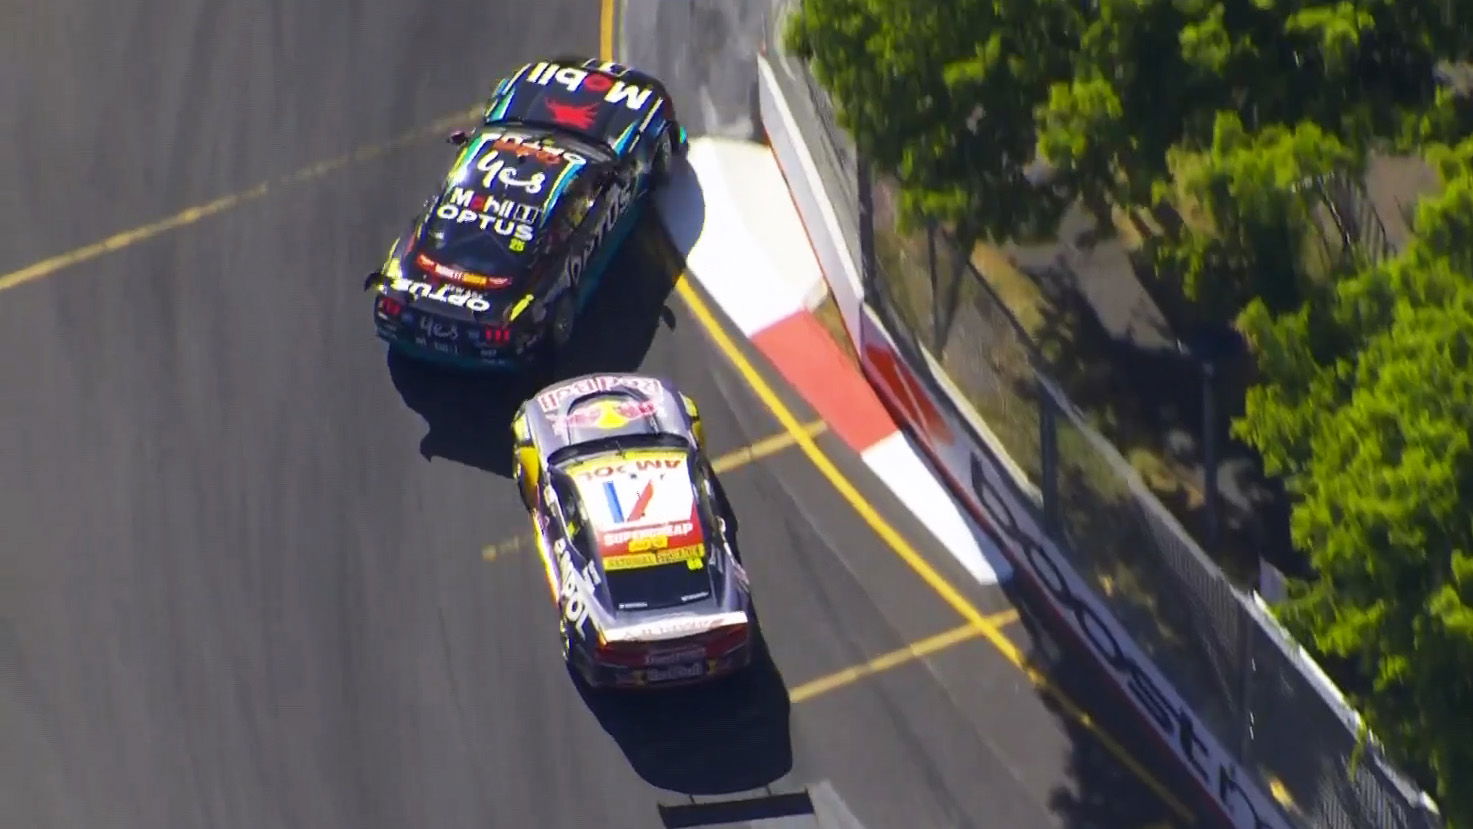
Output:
top-left (559, 177), bottom-right (597, 231)
top-left (550, 474), bottom-right (597, 554)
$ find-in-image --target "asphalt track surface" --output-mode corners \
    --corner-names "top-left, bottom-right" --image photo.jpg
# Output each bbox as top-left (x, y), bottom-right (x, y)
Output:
top-left (3, 2), bottom-right (1210, 827)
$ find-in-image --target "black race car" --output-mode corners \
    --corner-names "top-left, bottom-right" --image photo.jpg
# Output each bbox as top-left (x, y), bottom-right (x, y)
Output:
top-left (364, 58), bottom-right (688, 369)
top-left (511, 372), bottom-right (755, 689)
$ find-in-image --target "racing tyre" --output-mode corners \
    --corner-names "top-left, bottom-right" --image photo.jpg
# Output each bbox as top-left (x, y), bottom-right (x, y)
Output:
top-left (535, 291), bottom-right (578, 374)
top-left (650, 129), bottom-right (675, 189)
top-left (512, 457), bottom-right (533, 511)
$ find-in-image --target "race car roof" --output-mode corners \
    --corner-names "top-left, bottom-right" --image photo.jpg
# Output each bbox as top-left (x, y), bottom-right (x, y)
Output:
top-left (559, 449), bottom-right (708, 571)
top-left (417, 126), bottom-right (607, 281)
top-left (491, 59), bottom-right (665, 154)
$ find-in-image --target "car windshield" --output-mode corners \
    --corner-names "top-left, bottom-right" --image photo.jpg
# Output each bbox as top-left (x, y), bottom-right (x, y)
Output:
top-left (548, 432), bottom-right (690, 470)
top-left (604, 548), bottom-right (714, 611)
top-left (497, 121), bottom-right (617, 161)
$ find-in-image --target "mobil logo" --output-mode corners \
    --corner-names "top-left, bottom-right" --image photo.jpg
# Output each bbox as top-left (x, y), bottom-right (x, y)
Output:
top-left (525, 61), bottom-right (654, 111)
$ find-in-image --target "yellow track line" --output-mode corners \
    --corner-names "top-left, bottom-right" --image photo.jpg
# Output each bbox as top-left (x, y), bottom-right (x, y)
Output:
top-left (711, 420), bottom-right (827, 473)
top-left (600, 0), bottom-right (616, 65)
top-left (0, 108), bottom-right (480, 294)
top-left (670, 274), bottom-right (1194, 822)
top-left (788, 611), bottom-right (1019, 703)
top-left (598, 14), bottom-right (1185, 816)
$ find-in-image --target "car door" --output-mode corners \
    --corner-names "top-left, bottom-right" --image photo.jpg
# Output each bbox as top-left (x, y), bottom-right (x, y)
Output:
top-left (556, 169), bottom-right (620, 301)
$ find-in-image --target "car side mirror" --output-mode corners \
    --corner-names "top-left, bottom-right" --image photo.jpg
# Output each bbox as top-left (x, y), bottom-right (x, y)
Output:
top-left (446, 130), bottom-right (469, 146)
top-left (363, 271), bottom-right (385, 291)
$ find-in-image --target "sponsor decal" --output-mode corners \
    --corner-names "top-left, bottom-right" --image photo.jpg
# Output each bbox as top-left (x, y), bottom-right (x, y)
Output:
top-left (645, 661), bottom-right (704, 682)
top-left (481, 132), bottom-right (588, 167)
top-left (389, 276), bottom-right (491, 313)
top-left (644, 646), bottom-right (706, 666)
top-left (561, 179), bottom-right (635, 291)
top-left (414, 252), bottom-right (510, 289)
top-left (556, 537), bottom-right (601, 630)
top-left (862, 338), bottom-right (952, 443)
top-left (547, 100), bottom-right (599, 130)
top-left (601, 543), bottom-right (705, 572)
top-left (562, 398), bottom-right (659, 431)
top-left (434, 203), bottom-right (536, 241)
top-left (536, 374), bottom-right (665, 412)
top-left (572, 458), bottom-right (682, 479)
top-left (417, 315), bottom-right (459, 341)
top-left (601, 521), bottom-right (694, 547)
top-left (524, 61), bottom-right (654, 112)
top-left (447, 187), bottom-right (543, 224)
top-left (859, 319), bottom-right (1288, 829)
top-left (605, 613), bottom-right (742, 642)
top-left (436, 178), bottom-right (543, 242)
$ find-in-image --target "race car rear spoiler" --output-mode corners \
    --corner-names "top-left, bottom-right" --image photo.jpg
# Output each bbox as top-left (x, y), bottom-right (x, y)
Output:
top-left (600, 610), bottom-right (749, 643)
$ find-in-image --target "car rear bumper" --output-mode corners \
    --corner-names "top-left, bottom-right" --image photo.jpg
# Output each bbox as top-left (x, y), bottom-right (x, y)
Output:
top-left (574, 638), bottom-right (754, 690)
top-left (373, 312), bottom-right (533, 371)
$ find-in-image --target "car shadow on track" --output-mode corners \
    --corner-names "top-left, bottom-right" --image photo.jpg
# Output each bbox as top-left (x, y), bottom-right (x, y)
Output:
top-left (387, 215), bottom-right (680, 477)
top-left (571, 622), bottom-right (793, 796)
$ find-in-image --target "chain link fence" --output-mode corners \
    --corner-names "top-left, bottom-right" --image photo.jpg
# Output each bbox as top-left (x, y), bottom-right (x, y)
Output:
top-left (763, 3), bottom-right (1442, 827)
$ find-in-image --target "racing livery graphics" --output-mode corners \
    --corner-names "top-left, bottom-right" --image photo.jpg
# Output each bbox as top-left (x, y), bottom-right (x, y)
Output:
top-left (362, 56), bottom-right (688, 370)
top-left (511, 373), bottom-right (753, 690)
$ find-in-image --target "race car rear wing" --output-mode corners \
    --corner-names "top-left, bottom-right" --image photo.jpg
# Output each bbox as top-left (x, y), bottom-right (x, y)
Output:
top-left (600, 610), bottom-right (749, 643)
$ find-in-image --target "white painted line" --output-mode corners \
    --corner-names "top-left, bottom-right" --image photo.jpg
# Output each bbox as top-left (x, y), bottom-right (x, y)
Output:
top-left (808, 780), bottom-right (867, 829)
top-left (861, 431), bottom-right (1012, 585)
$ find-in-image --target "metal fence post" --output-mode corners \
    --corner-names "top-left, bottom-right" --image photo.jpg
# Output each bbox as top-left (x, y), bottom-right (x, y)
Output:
top-left (1238, 599), bottom-right (1256, 764)
top-left (1203, 359), bottom-right (1221, 552)
top-left (857, 155), bottom-right (876, 291)
top-left (1039, 377), bottom-right (1059, 537)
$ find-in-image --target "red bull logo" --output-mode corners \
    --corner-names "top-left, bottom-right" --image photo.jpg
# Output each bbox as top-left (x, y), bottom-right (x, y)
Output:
top-left (565, 398), bottom-right (658, 430)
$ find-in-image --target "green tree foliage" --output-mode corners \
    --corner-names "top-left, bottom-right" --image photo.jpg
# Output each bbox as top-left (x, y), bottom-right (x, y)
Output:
top-left (787, 0), bottom-right (1471, 315)
top-left (1235, 139), bottom-right (1473, 825)
top-left (1153, 113), bottom-right (1355, 316)
top-left (784, 0), bottom-right (1075, 239)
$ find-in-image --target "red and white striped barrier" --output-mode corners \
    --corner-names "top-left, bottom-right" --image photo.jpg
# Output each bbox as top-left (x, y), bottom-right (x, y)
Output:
top-left (744, 50), bottom-right (1295, 829)
top-left (655, 136), bottom-right (1009, 587)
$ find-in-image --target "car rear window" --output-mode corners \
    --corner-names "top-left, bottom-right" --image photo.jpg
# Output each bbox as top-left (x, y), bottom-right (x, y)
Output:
top-left (604, 557), bottom-right (713, 611)
top-left (419, 215), bottom-right (530, 278)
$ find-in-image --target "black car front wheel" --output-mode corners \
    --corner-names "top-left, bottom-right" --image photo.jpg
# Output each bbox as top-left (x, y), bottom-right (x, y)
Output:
top-left (650, 129), bottom-right (675, 189)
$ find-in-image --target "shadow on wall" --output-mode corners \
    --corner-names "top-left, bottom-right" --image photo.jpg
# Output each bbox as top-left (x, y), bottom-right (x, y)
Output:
top-left (385, 216), bottom-right (681, 477)
top-left (572, 622), bottom-right (793, 796)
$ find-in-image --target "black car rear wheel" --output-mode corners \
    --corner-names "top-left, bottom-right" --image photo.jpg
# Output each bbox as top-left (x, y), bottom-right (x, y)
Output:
top-left (533, 291), bottom-right (577, 373)
top-left (549, 291), bottom-right (576, 351)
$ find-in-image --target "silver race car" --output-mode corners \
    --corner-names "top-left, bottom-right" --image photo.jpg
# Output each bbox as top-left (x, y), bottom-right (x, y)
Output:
top-left (511, 372), bottom-right (754, 689)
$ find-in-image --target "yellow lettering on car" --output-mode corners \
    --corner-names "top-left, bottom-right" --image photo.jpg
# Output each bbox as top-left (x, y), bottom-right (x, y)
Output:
top-left (603, 553), bottom-right (657, 571)
top-left (627, 534), bottom-right (668, 552)
top-left (602, 544), bottom-right (705, 571)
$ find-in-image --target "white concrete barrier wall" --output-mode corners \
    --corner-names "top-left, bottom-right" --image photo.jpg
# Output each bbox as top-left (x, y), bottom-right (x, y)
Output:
top-left (755, 53), bottom-right (1294, 829)
top-left (755, 56), bottom-right (864, 339)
